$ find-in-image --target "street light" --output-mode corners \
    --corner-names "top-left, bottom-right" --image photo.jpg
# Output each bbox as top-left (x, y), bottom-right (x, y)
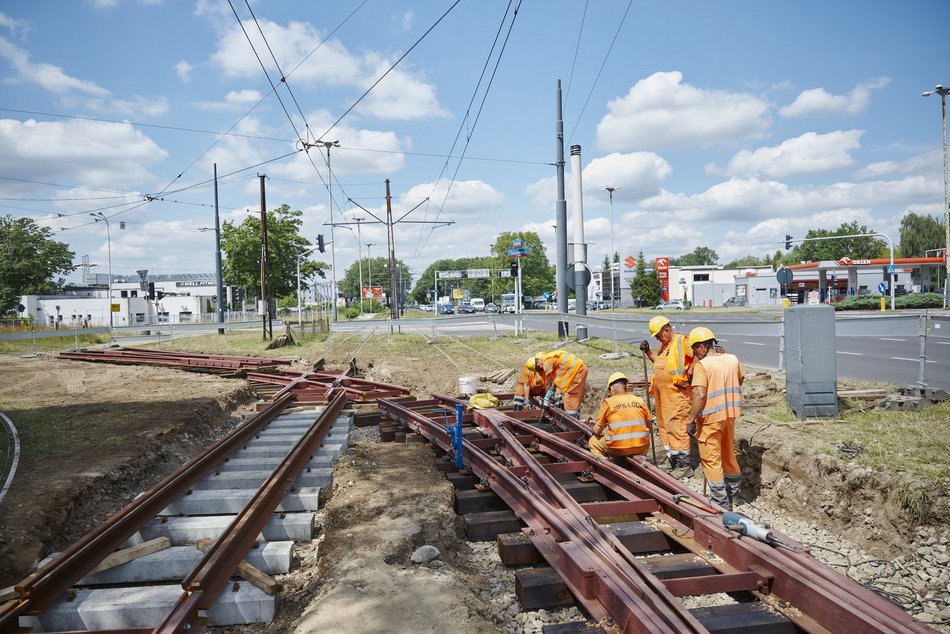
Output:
top-left (317, 140), bottom-right (341, 320)
top-left (353, 216), bottom-right (364, 314)
top-left (604, 186), bottom-right (620, 308)
top-left (365, 242), bottom-right (375, 303)
top-left (90, 212), bottom-right (113, 344)
top-left (923, 84), bottom-right (950, 308)
top-left (296, 244), bottom-right (322, 329)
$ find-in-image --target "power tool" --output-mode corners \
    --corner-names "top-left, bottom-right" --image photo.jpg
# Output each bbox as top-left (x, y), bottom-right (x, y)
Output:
top-left (722, 512), bottom-right (799, 552)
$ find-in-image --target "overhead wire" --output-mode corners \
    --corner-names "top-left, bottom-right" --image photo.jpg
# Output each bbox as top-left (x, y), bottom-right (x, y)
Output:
top-left (563, 0), bottom-right (590, 110)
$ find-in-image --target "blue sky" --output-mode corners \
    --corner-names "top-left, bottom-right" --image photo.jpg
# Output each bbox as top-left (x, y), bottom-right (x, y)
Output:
top-left (1, 0), bottom-right (948, 288)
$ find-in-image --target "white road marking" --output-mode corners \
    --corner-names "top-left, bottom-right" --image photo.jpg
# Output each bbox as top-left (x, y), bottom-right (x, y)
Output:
top-left (741, 341), bottom-right (765, 346)
top-left (880, 337), bottom-right (905, 342)
top-left (889, 357), bottom-right (936, 363)
top-left (836, 351), bottom-right (863, 356)
top-left (937, 341), bottom-right (950, 345)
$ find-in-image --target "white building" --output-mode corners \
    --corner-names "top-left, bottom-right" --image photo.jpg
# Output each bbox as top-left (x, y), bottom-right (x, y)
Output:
top-left (591, 263), bottom-right (780, 307)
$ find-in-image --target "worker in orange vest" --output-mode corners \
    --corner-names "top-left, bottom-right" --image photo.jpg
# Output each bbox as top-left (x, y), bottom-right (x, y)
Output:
top-left (512, 361), bottom-right (546, 411)
top-left (640, 315), bottom-right (693, 476)
top-left (589, 372), bottom-right (652, 460)
top-left (686, 326), bottom-right (745, 511)
top-left (524, 350), bottom-right (588, 417)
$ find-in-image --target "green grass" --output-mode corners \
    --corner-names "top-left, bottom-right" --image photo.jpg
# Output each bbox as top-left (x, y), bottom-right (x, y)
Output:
top-left (0, 333), bottom-right (109, 356)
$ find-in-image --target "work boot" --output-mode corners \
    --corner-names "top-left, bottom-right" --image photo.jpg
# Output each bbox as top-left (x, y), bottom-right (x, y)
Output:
top-left (658, 453), bottom-right (677, 472)
top-left (725, 472), bottom-right (743, 507)
top-left (670, 454), bottom-right (694, 478)
top-left (708, 480), bottom-right (731, 511)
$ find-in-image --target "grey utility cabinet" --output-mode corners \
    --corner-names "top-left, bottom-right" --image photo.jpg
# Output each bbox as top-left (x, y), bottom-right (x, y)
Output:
top-left (784, 304), bottom-right (838, 417)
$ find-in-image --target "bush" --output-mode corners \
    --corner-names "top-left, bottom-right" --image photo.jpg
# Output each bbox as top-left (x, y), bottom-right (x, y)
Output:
top-left (833, 292), bottom-right (944, 311)
top-left (344, 306), bottom-right (360, 319)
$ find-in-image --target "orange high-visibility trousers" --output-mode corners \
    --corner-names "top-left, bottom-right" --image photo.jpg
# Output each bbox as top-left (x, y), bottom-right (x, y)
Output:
top-left (696, 416), bottom-right (740, 482)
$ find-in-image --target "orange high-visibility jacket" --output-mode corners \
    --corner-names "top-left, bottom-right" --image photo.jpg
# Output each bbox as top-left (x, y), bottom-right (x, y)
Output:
top-left (696, 353), bottom-right (743, 423)
top-left (649, 333), bottom-right (692, 393)
top-left (594, 393), bottom-right (651, 451)
top-left (540, 350), bottom-right (585, 393)
top-left (514, 364), bottom-right (546, 399)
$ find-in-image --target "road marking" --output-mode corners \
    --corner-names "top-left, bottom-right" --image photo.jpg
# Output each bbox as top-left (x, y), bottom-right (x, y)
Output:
top-left (741, 341), bottom-right (765, 346)
top-left (937, 341), bottom-right (950, 345)
top-left (880, 337), bottom-right (905, 341)
top-left (836, 351), bottom-right (863, 356)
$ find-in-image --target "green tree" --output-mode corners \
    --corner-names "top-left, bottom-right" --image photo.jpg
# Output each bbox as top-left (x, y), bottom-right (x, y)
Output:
top-left (220, 204), bottom-right (327, 301)
top-left (489, 231), bottom-right (555, 298)
top-left (630, 250), bottom-right (662, 306)
top-left (791, 221), bottom-right (887, 262)
top-left (898, 212), bottom-right (944, 258)
top-left (725, 254), bottom-right (768, 268)
top-left (341, 257), bottom-right (411, 306)
top-left (671, 246), bottom-right (719, 266)
top-left (412, 256), bottom-right (497, 304)
top-left (0, 215), bottom-right (76, 311)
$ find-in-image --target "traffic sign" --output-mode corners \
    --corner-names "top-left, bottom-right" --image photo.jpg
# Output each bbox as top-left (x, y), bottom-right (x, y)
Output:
top-left (211, 295), bottom-right (217, 304)
top-left (543, 291), bottom-right (551, 300)
top-left (776, 268), bottom-right (793, 285)
top-left (565, 264), bottom-right (592, 287)
top-left (886, 264), bottom-right (895, 275)
top-left (877, 281), bottom-right (887, 295)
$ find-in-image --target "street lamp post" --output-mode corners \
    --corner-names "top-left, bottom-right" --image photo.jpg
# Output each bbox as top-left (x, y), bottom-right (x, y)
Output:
top-left (604, 187), bottom-right (620, 308)
top-left (923, 85), bottom-right (950, 308)
top-left (354, 216), bottom-right (364, 314)
top-left (90, 212), bottom-right (113, 344)
top-left (296, 244), bottom-right (321, 330)
top-left (318, 140), bottom-right (341, 320)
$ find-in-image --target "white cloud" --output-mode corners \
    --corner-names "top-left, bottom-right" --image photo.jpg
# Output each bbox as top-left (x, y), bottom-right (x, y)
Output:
top-left (107, 95), bottom-right (170, 117)
top-left (595, 71), bottom-right (771, 150)
top-left (854, 150), bottom-right (941, 180)
top-left (713, 130), bottom-right (864, 179)
top-left (0, 12), bottom-right (29, 35)
top-left (209, 18), bottom-right (447, 120)
top-left (226, 89), bottom-right (263, 104)
top-left (779, 77), bottom-right (891, 118)
top-left (0, 36), bottom-right (109, 96)
top-left (400, 180), bottom-right (505, 219)
top-left (175, 60), bottom-right (193, 82)
top-left (395, 11), bottom-right (414, 30)
top-left (0, 118), bottom-right (167, 190)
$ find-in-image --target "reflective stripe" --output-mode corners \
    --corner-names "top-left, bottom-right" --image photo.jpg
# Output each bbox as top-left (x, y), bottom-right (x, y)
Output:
top-left (545, 351), bottom-right (583, 391)
top-left (607, 431), bottom-right (651, 440)
top-left (706, 387), bottom-right (742, 399)
top-left (597, 393), bottom-right (651, 450)
top-left (606, 419), bottom-right (643, 431)
top-left (698, 353), bottom-right (742, 423)
top-left (661, 334), bottom-right (691, 386)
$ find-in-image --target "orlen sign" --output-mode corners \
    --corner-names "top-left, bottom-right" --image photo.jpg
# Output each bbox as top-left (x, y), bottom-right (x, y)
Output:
top-left (656, 257), bottom-right (670, 302)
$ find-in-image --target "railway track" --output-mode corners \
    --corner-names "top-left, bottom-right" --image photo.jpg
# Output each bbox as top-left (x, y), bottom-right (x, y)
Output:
top-left (377, 394), bottom-right (938, 634)
top-left (0, 391), bottom-right (353, 632)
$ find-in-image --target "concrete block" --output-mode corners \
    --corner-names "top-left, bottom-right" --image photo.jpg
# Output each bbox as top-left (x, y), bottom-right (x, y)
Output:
top-left (216, 456), bottom-right (332, 472)
top-left (162, 487), bottom-right (321, 515)
top-left (192, 469), bottom-right (332, 490)
top-left (140, 512), bottom-right (313, 544)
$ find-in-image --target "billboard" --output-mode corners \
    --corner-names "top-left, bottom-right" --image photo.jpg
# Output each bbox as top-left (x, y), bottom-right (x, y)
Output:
top-left (656, 257), bottom-right (670, 302)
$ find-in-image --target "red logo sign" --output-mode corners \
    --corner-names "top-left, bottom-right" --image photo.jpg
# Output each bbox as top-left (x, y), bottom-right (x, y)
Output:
top-left (624, 256), bottom-right (637, 270)
top-left (656, 257), bottom-right (670, 302)
top-left (362, 286), bottom-right (383, 299)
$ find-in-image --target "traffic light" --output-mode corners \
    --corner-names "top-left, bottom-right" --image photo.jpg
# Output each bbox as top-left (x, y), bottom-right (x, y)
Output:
top-left (317, 234), bottom-right (325, 253)
top-left (510, 261), bottom-right (518, 277)
top-left (784, 234), bottom-right (793, 250)
top-left (156, 291), bottom-right (165, 300)
top-left (147, 282), bottom-right (155, 300)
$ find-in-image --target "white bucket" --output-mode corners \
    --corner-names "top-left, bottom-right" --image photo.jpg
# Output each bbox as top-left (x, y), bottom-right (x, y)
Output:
top-left (458, 375), bottom-right (478, 396)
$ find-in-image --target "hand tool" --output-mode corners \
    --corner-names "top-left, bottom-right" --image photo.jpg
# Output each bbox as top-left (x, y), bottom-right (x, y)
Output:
top-left (672, 493), bottom-right (720, 514)
top-left (641, 351), bottom-right (658, 466)
top-left (722, 512), bottom-right (800, 552)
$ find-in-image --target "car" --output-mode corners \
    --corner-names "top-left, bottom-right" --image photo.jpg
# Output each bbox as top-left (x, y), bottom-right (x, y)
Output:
top-left (484, 302), bottom-right (498, 313)
top-left (458, 302), bottom-right (477, 314)
top-left (655, 300), bottom-right (689, 310)
top-left (723, 296), bottom-right (742, 307)
top-left (437, 304), bottom-right (454, 315)
top-left (596, 301), bottom-right (610, 310)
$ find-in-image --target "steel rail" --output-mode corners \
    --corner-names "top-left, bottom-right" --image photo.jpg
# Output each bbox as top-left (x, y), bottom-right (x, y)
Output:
top-left (377, 397), bottom-right (702, 633)
top-left (426, 395), bottom-right (935, 633)
top-left (153, 393), bottom-right (349, 634)
top-left (0, 394), bottom-right (294, 630)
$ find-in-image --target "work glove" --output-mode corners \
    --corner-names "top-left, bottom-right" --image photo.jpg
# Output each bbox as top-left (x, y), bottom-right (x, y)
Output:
top-left (639, 340), bottom-right (651, 353)
top-left (687, 421), bottom-right (696, 436)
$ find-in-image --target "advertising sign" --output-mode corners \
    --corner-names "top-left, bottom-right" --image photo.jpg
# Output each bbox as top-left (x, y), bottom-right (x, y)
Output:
top-left (655, 257), bottom-right (670, 302)
top-left (362, 286), bottom-right (384, 299)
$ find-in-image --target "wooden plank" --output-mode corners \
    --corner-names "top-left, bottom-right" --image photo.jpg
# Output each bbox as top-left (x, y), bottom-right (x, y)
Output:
top-left (88, 537), bottom-right (171, 575)
top-left (195, 538), bottom-right (281, 595)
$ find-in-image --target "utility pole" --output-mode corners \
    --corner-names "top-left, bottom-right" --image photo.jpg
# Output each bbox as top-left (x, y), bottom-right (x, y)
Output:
top-left (214, 163), bottom-right (225, 335)
top-left (259, 174), bottom-right (272, 340)
top-left (354, 216), bottom-right (364, 314)
top-left (555, 81), bottom-right (569, 317)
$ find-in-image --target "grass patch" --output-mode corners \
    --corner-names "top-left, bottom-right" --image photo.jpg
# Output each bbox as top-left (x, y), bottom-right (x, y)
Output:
top-left (0, 333), bottom-right (108, 356)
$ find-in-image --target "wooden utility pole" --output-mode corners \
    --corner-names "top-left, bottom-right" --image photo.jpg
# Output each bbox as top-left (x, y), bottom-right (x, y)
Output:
top-left (259, 174), bottom-right (272, 340)
top-left (386, 179), bottom-right (398, 320)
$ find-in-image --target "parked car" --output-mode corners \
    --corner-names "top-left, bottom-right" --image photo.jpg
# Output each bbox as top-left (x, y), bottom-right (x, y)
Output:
top-left (437, 304), bottom-right (454, 315)
top-left (458, 302), bottom-right (477, 314)
top-left (596, 301), bottom-right (610, 310)
top-left (654, 300), bottom-right (689, 310)
top-left (484, 302), bottom-right (499, 313)
top-left (723, 296), bottom-right (742, 307)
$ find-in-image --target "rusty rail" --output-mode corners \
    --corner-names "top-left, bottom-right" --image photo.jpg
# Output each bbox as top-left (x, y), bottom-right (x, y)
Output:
top-left (60, 348), bottom-right (290, 370)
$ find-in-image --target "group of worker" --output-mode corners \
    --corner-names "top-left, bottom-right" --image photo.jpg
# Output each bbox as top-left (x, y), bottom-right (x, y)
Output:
top-left (514, 314), bottom-right (744, 511)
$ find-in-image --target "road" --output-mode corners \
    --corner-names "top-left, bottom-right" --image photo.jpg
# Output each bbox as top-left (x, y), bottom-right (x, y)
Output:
top-left (331, 312), bottom-right (950, 389)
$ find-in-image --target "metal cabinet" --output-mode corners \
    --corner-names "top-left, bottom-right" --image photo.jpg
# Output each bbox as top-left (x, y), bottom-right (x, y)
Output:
top-left (784, 305), bottom-right (838, 417)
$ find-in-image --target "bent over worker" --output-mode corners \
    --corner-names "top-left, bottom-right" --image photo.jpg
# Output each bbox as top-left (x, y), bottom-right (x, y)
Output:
top-left (640, 315), bottom-right (693, 475)
top-left (525, 350), bottom-right (588, 417)
top-left (589, 372), bottom-right (652, 459)
top-left (512, 360), bottom-right (546, 411)
top-left (686, 326), bottom-right (744, 511)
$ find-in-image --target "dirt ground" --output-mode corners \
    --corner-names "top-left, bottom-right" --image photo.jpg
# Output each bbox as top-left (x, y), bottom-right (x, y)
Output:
top-left (0, 336), bottom-right (947, 631)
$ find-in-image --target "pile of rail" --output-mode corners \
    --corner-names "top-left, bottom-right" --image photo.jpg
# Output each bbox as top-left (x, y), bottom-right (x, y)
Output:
top-left (246, 368), bottom-right (412, 404)
top-left (60, 347), bottom-right (291, 375)
top-left (0, 393), bottom-right (354, 633)
top-left (378, 394), bottom-right (935, 633)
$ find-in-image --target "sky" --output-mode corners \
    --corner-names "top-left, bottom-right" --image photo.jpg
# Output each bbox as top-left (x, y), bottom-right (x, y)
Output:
top-left (1, 0), bottom-right (948, 290)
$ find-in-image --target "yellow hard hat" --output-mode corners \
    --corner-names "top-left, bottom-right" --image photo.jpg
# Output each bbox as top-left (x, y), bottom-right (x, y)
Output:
top-left (525, 357), bottom-right (537, 372)
top-left (648, 315), bottom-right (670, 336)
top-left (607, 372), bottom-right (628, 387)
top-left (468, 393), bottom-right (499, 410)
top-left (688, 326), bottom-right (716, 346)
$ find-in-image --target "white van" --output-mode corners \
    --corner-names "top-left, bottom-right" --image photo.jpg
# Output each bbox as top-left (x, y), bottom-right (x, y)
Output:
top-left (471, 298), bottom-right (485, 311)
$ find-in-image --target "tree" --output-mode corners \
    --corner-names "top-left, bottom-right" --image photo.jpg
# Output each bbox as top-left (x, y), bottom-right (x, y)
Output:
top-left (220, 204), bottom-right (327, 301)
top-left (488, 231), bottom-right (555, 299)
top-left (791, 221), bottom-right (887, 262)
top-left (629, 250), bottom-right (662, 307)
top-left (0, 215), bottom-right (76, 311)
top-left (899, 212), bottom-right (944, 258)
top-left (341, 256), bottom-right (411, 306)
top-left (412, 256), bottom-right (497, 304)
top-left (725, 254), bottom-right (768, 268)
top-left (671, 246), bottom-right (718, 267)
